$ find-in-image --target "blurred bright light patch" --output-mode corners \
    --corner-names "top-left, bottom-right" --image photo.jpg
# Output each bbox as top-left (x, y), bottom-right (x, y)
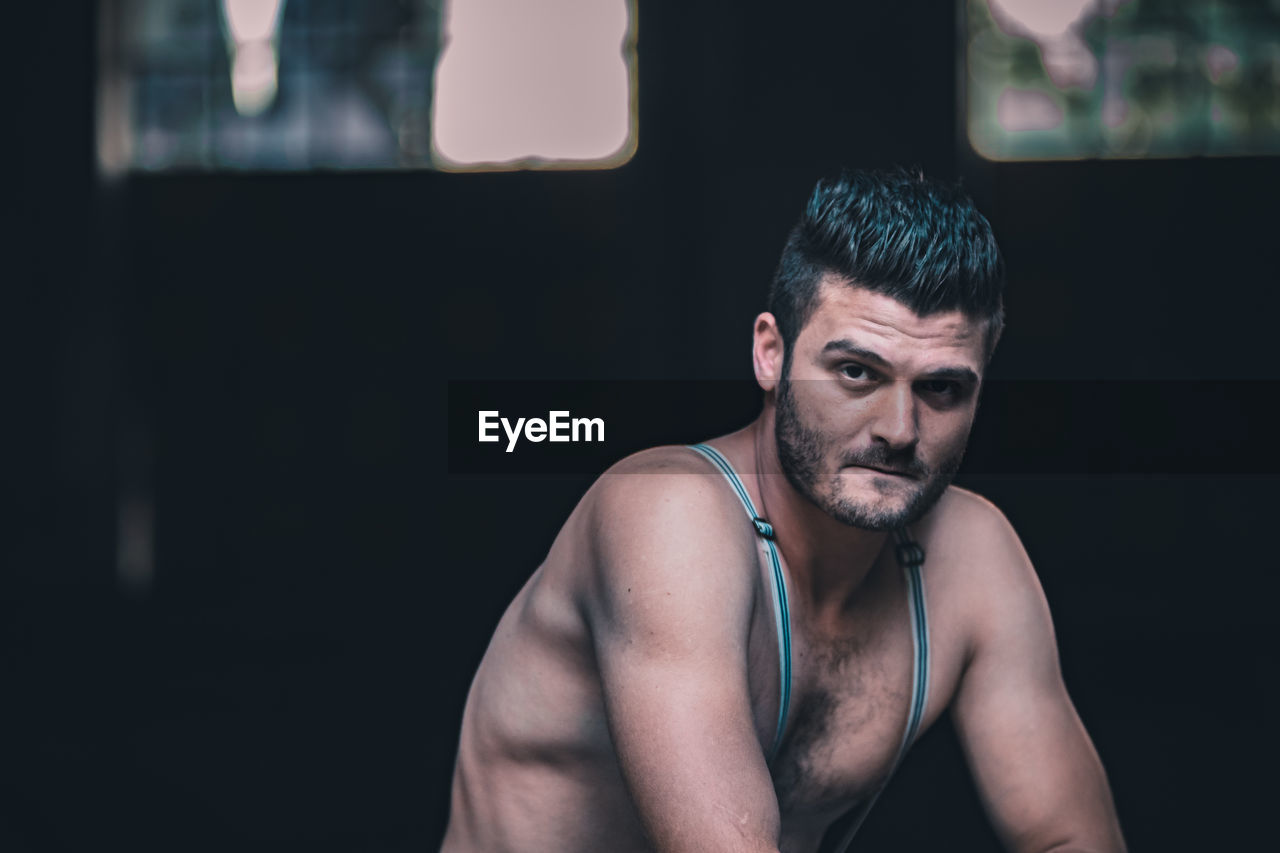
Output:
top-left (221, 0), bottom-right (286, 117)
top-left (97, 0), bottom-right (637, 172)
top-left (432, 0), bottom-right (636, 170)
top-left (989, 0), bottom-right (1098, 40)
top-left (966, 0), bottom-right (1280, 159)
top-left (222, 0), bottom-right (284, 42)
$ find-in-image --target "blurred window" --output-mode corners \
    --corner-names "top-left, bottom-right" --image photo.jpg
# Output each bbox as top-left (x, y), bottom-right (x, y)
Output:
top-left (965, 0), bottom-right (1280, 159)
top-left (97, 0), bottom-right (637, 172)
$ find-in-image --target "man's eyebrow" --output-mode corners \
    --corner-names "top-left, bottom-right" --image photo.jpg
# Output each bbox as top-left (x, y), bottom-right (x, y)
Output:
top-left (821, 339), bottom-right (979, 384)
top-left (918, 366), bottom-right (980, 385)
top-left (820, 339), bottom-right (890, 366)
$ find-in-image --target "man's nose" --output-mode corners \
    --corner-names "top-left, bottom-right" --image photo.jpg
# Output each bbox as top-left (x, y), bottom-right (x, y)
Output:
top-left (869, 381), bottom-right (919, 451)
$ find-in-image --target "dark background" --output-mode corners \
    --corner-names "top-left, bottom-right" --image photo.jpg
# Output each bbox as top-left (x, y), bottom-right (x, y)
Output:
top-left (8, 1), bottom-right (1276, 850)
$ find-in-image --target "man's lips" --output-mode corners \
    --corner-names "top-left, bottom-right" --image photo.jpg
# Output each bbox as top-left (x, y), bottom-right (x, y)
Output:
top-left (846, 463), bottom-right (916, 478)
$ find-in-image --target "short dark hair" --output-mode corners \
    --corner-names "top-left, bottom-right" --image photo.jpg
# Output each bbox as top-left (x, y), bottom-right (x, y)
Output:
top-left (768, 167), bottom-right (1005, 366)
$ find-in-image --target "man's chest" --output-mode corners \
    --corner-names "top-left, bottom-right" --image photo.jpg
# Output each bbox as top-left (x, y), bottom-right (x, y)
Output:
top-left (766, 616), bottom-right (920, 818)
top-left (744, 563), bottom-right (966, 828)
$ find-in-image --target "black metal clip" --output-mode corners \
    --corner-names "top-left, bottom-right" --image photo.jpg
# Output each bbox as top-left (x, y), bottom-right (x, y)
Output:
top-left (895, 540), bottom-right (925, 568)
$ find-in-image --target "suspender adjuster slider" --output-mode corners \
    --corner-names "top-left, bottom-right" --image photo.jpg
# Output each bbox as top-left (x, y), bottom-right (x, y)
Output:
top-left (895, 540), bottom-right (925, 568)
top-left (752, 517), bottom-right (775, 540)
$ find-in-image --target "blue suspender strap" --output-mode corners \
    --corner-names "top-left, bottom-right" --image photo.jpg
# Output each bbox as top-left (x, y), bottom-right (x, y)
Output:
top-left (830, 527), bottom-right (931, 852)
top-left (897, 529), bottom-right (930, 756)
top-left (687, 444), bottom-right (792, 759)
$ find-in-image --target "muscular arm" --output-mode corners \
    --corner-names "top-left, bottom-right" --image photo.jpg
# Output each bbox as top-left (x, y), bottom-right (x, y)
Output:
top-left (950, 501), bottom-right (1126, 853)
top-left (582, 462), bottom-right (782, 853)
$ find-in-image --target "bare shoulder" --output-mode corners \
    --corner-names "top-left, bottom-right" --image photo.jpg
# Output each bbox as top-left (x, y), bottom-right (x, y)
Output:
top-left (579, 445), bottom-right (760, 638)
top-left (919, 485), bottom-right (1028, 568)
top-left (586, 444), bottom-right (753, 541)
top-left (915, 485), bottom-right (1046, 629)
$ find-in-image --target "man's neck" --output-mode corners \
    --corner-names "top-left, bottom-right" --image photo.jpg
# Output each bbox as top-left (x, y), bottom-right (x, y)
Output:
top-left (737, 415), bottom-right (891, 622)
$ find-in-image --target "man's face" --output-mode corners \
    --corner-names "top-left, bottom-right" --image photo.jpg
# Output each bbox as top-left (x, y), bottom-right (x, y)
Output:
top-left (774, 279), bottom-right (986, 531)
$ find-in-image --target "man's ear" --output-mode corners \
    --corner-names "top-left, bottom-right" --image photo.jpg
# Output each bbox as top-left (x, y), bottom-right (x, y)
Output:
top-left (753, 313), bottom-right (785, 393)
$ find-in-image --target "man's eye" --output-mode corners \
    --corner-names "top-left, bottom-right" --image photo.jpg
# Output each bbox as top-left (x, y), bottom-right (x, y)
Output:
top-left (839, 364), bottom-right (870, 380)
top-left (921, 379), bottom-right (960, 397)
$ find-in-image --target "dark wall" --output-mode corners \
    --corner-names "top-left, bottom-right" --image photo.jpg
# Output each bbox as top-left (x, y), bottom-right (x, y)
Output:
top-left (8, 2), bottom-right (1275, 851)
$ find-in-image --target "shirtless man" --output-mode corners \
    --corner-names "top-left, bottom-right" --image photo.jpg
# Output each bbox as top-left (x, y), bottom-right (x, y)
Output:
top-left (442, 169), bottom-right (1126, 853)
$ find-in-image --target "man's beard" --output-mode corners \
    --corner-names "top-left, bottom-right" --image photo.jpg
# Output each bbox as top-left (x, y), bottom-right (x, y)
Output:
top-left (774, 372), bottom-right (965, 531)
